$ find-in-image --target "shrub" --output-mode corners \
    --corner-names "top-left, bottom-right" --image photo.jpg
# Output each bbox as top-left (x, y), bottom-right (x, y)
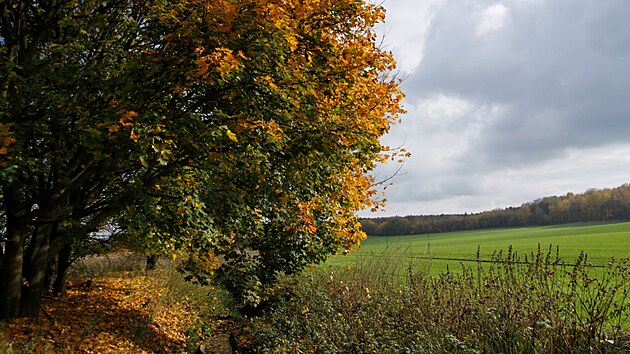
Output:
top-left (246, 246), bottom-right (629, 353)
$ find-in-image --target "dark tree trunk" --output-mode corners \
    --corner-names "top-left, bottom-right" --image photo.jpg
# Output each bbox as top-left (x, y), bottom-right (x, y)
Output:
top-left (0, 188), bottom-right (26, 320)
top-left (146, 254), bottom-right (159, 270)
top-left (0, 229), bottom-right (25, 319)
top-left (19, 222), bottom-right (56, 318)
top-left (53, 243), bottom-right (72, 297)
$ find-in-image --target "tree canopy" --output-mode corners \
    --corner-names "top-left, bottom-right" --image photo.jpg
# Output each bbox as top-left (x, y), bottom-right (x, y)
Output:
top-left (0, 0), bottom-right (404, 318)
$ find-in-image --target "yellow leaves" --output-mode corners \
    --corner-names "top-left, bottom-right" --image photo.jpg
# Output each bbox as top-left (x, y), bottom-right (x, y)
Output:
top-left (2, 272), bottom-right (221, 353)
top-left (372, 5), bottom-right (386, 23)
top-left (187, 250), bottom-right (221, 273)
top-left (258, 75), bottom-right (278, 90)
top-left (196, 47), bottom-right (242, 78)
top-left (285, 33), bottom-right (299, 52)
top-left (226, 129), bottom-right (238, 142)
top-left (297, 200), bottom-right (319, 234)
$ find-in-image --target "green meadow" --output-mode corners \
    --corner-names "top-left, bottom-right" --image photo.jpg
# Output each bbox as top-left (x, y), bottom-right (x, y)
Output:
top-left (252, 222), bottom-right (630, 352)
top-left (331, 221), bottom-right (630, 272)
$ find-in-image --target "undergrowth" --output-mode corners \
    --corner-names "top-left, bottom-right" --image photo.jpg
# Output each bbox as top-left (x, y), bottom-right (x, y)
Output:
top-left (246, 245), bottom-right (630, 353)
top-left (2, 247), bottom-right (628, 353)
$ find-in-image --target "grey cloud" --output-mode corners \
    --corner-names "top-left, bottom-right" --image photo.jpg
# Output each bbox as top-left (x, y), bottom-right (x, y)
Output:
top-left (406, 0), bottom-right (630, 171)
top-left (365, 0), bottom-right (630, 216)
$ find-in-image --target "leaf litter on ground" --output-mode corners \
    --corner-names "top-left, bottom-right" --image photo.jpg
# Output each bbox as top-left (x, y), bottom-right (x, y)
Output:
top-left (0, 270), bottom-right (235, 353)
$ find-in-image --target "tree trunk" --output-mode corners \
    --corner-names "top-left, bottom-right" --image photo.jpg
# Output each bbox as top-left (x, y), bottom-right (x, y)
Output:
top-left (19, 223), bottom-right (55, 318)
top-left (146, 254), bottom-right (159, 270)
top-left (44, 254), bottom-right (58, 292)
top-left (53, 243), bottom-right (72, 297)
top-left (0, 210), bottom-right (25, 319)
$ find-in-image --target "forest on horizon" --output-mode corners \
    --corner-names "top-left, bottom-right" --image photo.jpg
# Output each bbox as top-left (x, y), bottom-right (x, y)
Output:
top-left (360, 183), bottom-right (630, 236)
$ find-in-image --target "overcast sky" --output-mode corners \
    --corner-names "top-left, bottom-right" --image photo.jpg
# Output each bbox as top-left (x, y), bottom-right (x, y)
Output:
top-left (363, 0), bottom-right (630, 217)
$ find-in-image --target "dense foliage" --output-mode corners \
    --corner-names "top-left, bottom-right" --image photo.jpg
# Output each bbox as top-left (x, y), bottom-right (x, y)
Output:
top-left (363, 183), bottom-right (630, 236)
top-left (0, 0), bottom-right (404, 319)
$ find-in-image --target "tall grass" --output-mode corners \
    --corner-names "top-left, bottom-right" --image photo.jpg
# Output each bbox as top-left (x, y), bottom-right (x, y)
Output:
top-left (247, 246), bottom-right (630, 353)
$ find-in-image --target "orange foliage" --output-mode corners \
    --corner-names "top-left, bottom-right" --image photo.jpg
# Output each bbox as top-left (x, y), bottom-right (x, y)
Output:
top-left (0, 122), bottom-right (15, 157)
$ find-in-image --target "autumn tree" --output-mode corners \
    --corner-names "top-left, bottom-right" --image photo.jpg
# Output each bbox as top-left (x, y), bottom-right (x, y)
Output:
top-left (0, 0), bottom-right (404, 319)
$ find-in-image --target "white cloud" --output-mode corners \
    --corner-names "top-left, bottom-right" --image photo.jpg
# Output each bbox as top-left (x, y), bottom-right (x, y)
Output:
top-left (476, 4), bottom-right (510, 36)
top-left (365, 143), bottom-right (630, 217)
top-left (380, 0), bottom-right (445, 73)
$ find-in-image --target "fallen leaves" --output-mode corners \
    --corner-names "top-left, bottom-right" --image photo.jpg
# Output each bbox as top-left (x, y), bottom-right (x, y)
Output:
top-left (0, 270), bottom-right (234, 353)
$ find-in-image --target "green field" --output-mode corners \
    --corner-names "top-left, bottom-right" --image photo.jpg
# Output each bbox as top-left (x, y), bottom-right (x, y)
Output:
top-left (331, 221), bottom-right (630, 272)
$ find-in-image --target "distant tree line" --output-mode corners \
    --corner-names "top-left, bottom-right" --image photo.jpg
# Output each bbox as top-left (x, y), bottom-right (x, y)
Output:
top-left (360, 183), bottom-right (630, 236)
